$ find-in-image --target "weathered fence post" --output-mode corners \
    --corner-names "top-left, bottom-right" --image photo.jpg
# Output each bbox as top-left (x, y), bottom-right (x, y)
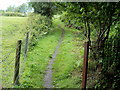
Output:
top-left (82, 41), bottom-right (89, 89)
top-left (13, 40), bottom-right (22, 85)
top-left (24, 32), bottom-right (29, 59)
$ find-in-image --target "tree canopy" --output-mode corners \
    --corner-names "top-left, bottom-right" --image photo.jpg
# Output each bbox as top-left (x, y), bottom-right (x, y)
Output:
top-left (28, 2), bottom-right (120, 89)
top-left (29, 2), bottom-right (59, 18)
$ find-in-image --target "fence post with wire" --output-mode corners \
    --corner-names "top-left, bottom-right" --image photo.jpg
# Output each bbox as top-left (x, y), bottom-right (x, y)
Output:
top-left (13, 32), bottom-right (30, 86)
top-left (1, 31), bottom-right (31, 88)
top-left (24, 32), bottom-right (29, 60)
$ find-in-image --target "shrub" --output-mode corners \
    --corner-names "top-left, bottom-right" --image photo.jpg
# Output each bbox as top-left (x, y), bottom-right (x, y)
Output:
top-left (2, 12), bottom-right (26, 17)
top-left (26, 13), bottom-right (52, 48)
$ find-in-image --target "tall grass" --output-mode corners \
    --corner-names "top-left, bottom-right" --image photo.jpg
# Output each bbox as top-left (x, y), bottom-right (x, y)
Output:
top-left (1, 16), bottom-right (27, 87)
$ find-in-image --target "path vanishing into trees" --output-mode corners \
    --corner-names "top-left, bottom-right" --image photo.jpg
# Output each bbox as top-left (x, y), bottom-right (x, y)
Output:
top-left (44, 25), bottom-right (65, 88)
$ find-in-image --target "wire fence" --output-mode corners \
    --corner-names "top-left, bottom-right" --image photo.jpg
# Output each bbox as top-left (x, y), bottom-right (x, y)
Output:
top-left (1, 32), bottom-right (30, 88)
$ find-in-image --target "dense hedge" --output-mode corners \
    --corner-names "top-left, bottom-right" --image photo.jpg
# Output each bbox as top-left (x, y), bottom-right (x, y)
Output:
top-left (95, 22), bottom-right (120, 89)
top-left (60, 10), bottom-right (120, 89)
top-left (60, 12), bottom-right (84, 30)
top-left (27, 13), bottom-right (52, 48)
top-left (2, 12), bottom-right (26, 17)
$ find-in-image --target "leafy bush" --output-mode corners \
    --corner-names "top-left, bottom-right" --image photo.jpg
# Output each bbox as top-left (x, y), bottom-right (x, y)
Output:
top-left (27, 13), bottom-right (52, 48)
top-left (94, 22), bottom-right (120, 89)
top-left (60, 12), bottom-right (84, 30)
top-left (2, 12), bottom-right (26, 17)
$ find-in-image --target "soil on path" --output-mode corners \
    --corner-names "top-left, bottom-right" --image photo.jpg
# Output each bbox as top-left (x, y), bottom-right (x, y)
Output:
top-left (43, 26), bottom-right (65, 88)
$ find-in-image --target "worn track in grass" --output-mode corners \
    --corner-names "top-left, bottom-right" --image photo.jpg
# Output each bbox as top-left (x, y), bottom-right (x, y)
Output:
top-left (43, 26), bottom-right (65, 88)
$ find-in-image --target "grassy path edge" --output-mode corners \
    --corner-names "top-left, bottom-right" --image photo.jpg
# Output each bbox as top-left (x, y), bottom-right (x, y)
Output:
top-left (44, 25), bottom-right (65, 88)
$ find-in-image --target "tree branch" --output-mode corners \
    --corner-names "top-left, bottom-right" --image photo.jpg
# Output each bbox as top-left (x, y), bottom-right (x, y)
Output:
top-left (99, 12), bottom-right (120, 39)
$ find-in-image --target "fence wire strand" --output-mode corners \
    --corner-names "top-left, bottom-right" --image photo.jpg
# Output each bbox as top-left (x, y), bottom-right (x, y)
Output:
top-left (2, 32), bottom-right (29, 88)
top-left (1, 40), bottom-right (25, 64)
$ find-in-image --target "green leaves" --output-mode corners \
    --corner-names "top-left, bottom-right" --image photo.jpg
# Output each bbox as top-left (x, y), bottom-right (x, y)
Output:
top-left (58, 2), bottom-right (120, 89)
top-left (27, 13), bottom-right (52, 47)
top-left (29, 2), bottom-right (59, 18)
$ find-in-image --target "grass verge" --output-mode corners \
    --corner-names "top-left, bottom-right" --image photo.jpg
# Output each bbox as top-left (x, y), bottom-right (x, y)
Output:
top-left (1, 16), bottom-right (27, 88)
top-left (20, 19), bottom-right (62, 88)
top-left (52, 19), bottom-right (84, 88)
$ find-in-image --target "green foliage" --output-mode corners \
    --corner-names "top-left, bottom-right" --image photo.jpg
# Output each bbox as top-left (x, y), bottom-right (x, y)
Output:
top-left (2, 16), bottom-right (27, 55)
top-left (95, 22), bottom-right (120, 89)
top-left (17, 3), bottom-right (29, 13)
top-left (26, 13), bottom-right (52, 48)
top-left (6, 5), bottom-right (16, 12)
top-left (59, 2), bottom-right (120, 41)
top-left (58, 2), bottom-right (120, 88)
top-left (1, 16), bottom-right (27, 87)
top-left (2, 12), bottom-right (26, 17)
top-left (2, 2), bottom-right (120, 88)
top-left (4, 3), bottom-right (30, 17)
top-left (0, 10), bottom-right (4, 12)
top-left (52, 18), bottom-right (84, 88)
top-left (60, 12), bottom-right (84, 30)
top-left (6, 3), bottom-right (30, 13)
top-left (29, 2), bottom-right (59, 18)
top-left (20, 20), bottom-right (62, 88)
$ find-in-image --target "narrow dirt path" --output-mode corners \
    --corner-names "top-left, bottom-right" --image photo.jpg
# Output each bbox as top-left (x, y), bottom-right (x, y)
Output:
top-left (43, 26), bottom-right (65, 88)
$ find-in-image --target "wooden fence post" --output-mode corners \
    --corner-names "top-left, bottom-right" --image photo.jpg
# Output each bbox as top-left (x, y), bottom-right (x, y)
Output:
top-left (82, 41), bottom-right (89, 89)
top-left (24, 32), bottom-right (29, 59)
top-left (13, 40), bottom-right (22, 85)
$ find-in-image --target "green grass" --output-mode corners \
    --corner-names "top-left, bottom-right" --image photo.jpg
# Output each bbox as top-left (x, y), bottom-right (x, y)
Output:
top-left (20, 19), bottom-right (62, 88)
top-left (2, 16), bottom-right (28, 54)
top-left (19, 17), bottom-right (85, 88)
top-left (1, 16), bottom-right (28, 87)
top-left (1, 16), bottom-right (85, 88)
top-left (52, 19), bottom-right (84, 88)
